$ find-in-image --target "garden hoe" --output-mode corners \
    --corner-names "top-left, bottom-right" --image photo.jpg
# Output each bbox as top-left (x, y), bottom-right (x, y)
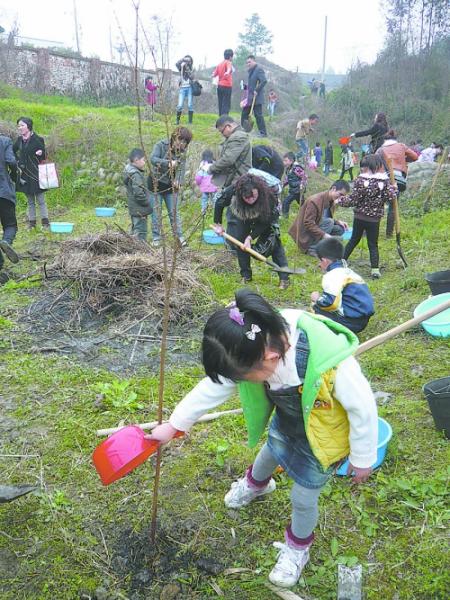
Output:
top-left (219, 230), bottom-right (306, 275)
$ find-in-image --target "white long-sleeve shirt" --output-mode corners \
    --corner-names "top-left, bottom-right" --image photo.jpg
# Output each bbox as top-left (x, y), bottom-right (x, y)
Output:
top-left (169, 310), bottom-right (378, 468)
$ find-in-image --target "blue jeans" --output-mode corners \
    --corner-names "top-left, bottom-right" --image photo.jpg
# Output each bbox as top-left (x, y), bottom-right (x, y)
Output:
top-left (201, 192), bottom-right (214, 212)
top-left (150, 191), bottom-right (183, 242)
top-left (308, 218), bottom-right (345, 256)
top-left (267, 101), bottom-right (276, 117)
top-left (282, 191), bottom-right (300, 217)
top-left (295, 139), bottom-right (309, 164)
top-left (131, 216), bottom-right (148, 241)
top-left (177, 86), bottom-right (193, 111)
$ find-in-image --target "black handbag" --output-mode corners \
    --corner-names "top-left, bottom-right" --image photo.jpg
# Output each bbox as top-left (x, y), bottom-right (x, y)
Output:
top-left (191, 80), bottom-right (203, 96)
top-left (253, 225), bottom-right (280, 257)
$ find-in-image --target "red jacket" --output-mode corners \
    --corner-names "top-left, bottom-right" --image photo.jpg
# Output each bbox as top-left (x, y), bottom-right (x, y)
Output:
top-left (213, 60), bottom-right (233, 87)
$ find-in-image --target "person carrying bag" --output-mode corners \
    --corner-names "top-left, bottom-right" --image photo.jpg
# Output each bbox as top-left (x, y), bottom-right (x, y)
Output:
top-left (13, 116), bottom-right (52, 230)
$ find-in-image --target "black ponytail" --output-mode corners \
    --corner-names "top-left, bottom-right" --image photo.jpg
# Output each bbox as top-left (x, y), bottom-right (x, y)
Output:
top-left (202, 289), bottom-right (289, 383)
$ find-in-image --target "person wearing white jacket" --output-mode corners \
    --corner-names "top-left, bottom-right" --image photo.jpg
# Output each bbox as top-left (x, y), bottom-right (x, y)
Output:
top-left (151, 290), bottom-right (378, 588)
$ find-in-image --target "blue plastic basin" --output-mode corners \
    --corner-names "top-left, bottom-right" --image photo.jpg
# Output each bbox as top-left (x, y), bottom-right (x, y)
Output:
top-left (413, 292), bottom-right (450, 338)
top-left (336, 417), bottom-right (392, 476)
top-left (203, 229), bottom-right (224, 245)
top-left (50, 222), bottom-right (74, 234)
top-left (95, 207), bottom-right (116, 217)
top-left (342, 227), bottom-right (353, 241)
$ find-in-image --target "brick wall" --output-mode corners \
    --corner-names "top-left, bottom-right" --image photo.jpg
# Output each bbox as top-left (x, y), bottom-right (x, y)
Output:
top-left (0, 44), bottom-right (213, 108)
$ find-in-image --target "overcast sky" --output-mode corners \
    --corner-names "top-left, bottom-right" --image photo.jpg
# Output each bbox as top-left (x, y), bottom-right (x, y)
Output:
top-left (0, 0), bottom-right (385, 74)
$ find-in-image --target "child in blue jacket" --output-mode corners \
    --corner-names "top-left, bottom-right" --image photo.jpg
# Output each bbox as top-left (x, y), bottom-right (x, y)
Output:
top-left (310, 237), bottom-right (374, 333)
top-left (313, 142), bottom-right (322, 167)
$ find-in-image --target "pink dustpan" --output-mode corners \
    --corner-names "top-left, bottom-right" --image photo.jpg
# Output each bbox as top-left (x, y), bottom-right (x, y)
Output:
top-left (93, 425), bottom-right (183, 486)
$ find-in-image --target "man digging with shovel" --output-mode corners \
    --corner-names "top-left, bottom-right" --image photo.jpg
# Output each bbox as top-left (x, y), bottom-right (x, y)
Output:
top-left (240, 55), bottom-right (267, 138)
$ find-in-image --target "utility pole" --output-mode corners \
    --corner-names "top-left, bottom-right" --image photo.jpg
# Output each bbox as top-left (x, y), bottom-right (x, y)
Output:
top-left (321, 15), bottom-right (328, 82)
top-left (109, 25), bottom-right (113, 62)
top-left (73, 0), bottom-right (81, 54)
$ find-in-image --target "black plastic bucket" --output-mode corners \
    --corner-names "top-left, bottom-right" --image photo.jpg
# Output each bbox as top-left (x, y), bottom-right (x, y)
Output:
top-left (425, 270), bottom-right (450, 296)
top-left (423, 377), bottom-right (450, 438)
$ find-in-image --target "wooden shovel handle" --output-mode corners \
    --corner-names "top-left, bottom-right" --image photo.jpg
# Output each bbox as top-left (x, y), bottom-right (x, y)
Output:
top-left (249, 81), bottom-right (259, 115)
top-left (386, 157), bottom-right (401, 235)
top-left (355, 298), bottom-right (450, 356)
top-left (219, 229), bottom-right (270, 264)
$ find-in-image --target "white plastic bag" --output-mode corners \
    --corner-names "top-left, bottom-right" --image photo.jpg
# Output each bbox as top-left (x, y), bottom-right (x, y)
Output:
top-left (38, 162), bottom-right (59, 189)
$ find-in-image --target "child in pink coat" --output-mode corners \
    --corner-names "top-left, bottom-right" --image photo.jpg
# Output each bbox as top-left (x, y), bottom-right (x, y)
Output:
top-left (195, 150), bottom-right (217, 213)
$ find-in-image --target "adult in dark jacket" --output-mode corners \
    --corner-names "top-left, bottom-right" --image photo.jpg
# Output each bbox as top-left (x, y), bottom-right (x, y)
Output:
top-left (13, 117), bottom-right (49, 229)
top-left (252, 145), bottom-right (284, 179)
top-left (149, 126), bottom-right (192, 247)
top-left (0, 134), bottom-right (19, 271)
top-left (213, 173), bottom-right (290, 289)
top-left (351, 113), bottom-right (389, 153)
top-left (240, 55), bottom-right (267, 137)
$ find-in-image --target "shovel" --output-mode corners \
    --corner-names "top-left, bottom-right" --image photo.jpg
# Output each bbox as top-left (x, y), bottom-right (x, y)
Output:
top-left (219, 229), bottom-right (306, 275)
top-left (241, 83), bottom-right (259, 133)
top-left (0, 484), bottom-right (37, 503)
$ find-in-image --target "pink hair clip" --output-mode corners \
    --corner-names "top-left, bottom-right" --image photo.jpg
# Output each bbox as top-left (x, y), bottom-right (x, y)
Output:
top-left (229, 305), bottom-right (245, 326)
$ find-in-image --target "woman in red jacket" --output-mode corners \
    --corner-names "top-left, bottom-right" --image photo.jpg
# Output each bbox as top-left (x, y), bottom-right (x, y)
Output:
top-left (212, 49), bottom-right (234, 116)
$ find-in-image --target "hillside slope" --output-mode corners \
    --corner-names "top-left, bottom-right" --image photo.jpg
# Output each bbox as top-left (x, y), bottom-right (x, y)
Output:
top-left (0, 89), bottom-right (449, 600)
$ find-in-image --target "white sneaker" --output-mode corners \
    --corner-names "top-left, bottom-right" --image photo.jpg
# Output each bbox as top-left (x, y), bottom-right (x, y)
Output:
top-left (151, 240), bottom-right (161, 248)
top-left (268, 542), bottom-right (310, 588)
top-left (224, 476), bottom-right (276, 509)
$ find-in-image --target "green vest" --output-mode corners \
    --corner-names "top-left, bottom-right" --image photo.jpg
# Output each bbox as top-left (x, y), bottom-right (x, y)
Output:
top-left (238, 312), bottom-right (358, 449)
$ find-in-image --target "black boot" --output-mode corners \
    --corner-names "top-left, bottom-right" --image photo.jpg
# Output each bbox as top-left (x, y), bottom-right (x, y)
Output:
top-left (0, 240), bottom-right (19, 264)
top-left (176, 110), bottom-right (182, 125)
top-left (386, 211), bottom-right (395, 238)
top-left (41, 217), bottom-right (50, 230)
top-left (188, 110), bottom-right (193, 124)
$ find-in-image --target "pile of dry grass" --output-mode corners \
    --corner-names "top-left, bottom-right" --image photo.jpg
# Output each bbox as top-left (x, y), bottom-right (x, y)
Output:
top-left (46, 232), bottom-right (220, 320)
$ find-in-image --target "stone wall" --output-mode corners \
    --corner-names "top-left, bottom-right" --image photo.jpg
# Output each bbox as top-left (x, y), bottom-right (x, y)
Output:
top-left (0, 44), bottom-right (213, 108)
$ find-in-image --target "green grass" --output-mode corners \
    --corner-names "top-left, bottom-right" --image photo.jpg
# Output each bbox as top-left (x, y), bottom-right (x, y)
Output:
top-left (0, 88), bottom-right (449, 600)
